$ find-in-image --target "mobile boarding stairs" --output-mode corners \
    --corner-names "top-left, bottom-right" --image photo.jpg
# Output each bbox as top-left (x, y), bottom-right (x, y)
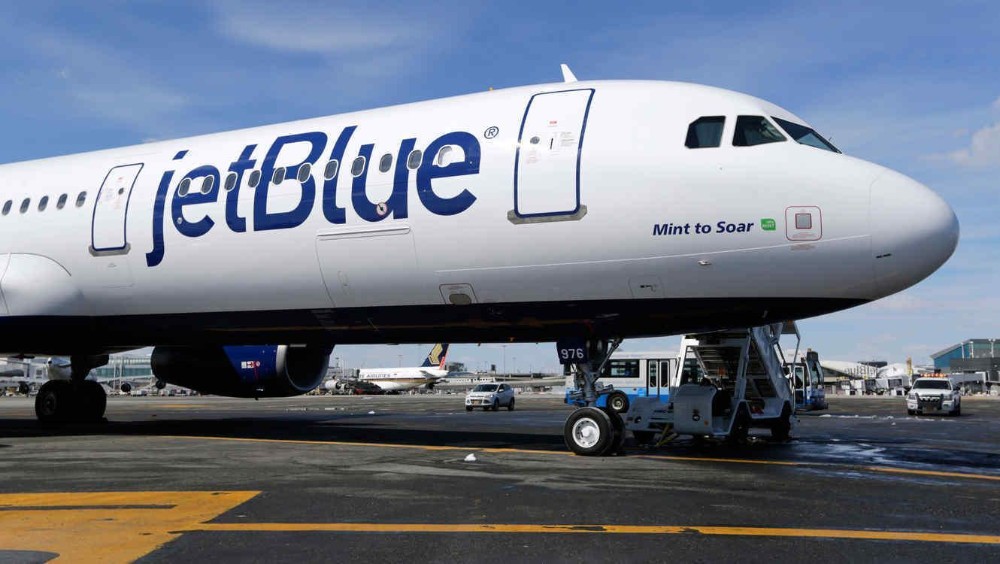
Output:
top-left (562, 323), bottom-right (797, 455)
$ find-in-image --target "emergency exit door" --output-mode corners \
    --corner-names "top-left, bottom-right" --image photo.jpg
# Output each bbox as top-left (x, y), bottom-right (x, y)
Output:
top-left (512, 89), bottom-right (594, 221)
top-left (91, 163), bottom-right (144, 254)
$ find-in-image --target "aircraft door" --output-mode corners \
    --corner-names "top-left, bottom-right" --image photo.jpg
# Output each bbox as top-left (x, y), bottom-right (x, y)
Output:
top-left (91, 163), bottom-right (144, 254)
top-left (511, 89), bottom-right (594, 222)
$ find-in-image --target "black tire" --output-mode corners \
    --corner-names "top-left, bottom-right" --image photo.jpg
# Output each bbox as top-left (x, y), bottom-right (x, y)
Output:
top-left (80, 381), bottom-right (107, 422)
top-left (601, 407), bottom-right (626, 455)
top-left (951, 404), bottom-right (961, 416)
top-left (564, 407), bottom-right (613, 456)
top-left (492, 399), bottom-right (499, 411)
top-left (727, 405), bottom-right (751, 446)
top-left (607, 392), bottom-right (629, 414)
top-left (771, 404), bottom-right (792, 442)
top-left (35, 381), bottom-right (72, 424)
top-left (907, 409), bottom-right (915, 416)
top-left (465, 406), bottom-right (473, 412)
top-left (507, 397), bottom-right (515, 411)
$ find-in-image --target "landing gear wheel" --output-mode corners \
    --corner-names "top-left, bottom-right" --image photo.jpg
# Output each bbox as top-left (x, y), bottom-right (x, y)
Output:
top-left (34, 380), bottom-right (106, 425)
top-left (727, 405), bottom-right (751, 446)
top-left (78, 380), bottom-right (107, 422)
top-left (507, 398), bottom-right (515, 411)
top-left (564, 407), bottom-right (613, 456)
top-left (602, 408), bottom-right (626, 455)
top-left (35, 381), bottom-right (73, 424)
top-left (771, 404), bottom-right (792, 442)
top-left (607, 391), bottom-right (629, 414)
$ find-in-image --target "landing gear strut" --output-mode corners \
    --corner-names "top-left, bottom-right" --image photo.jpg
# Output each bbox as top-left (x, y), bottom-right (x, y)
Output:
top-left (562, 338), bottom-right (625, 456)
top-left (34, 355), bottom-right (108, 425)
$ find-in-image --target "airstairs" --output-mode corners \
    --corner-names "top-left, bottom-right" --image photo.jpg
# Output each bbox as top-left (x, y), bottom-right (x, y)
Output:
top-left (623, 323), bottom-right (796, 443)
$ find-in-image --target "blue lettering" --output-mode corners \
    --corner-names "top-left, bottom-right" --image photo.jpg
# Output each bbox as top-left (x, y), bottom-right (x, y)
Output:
top-left (351, 139), bottom-right (415, 222)
top-left (254, 132), bottom-right (327, 231)
top-left (321, 126), bottom-right (356, 225)
top-left (172, 165), bottom-right (221, 238)
top-left (225, 144), bottom-right (257, 233)
top-left (146, 150), bottom-right (187, 267)
top-left (417, 131), bottom-right (479, 216)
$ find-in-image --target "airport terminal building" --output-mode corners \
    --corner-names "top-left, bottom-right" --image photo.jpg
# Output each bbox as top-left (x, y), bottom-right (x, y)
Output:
top-left (931, 339), bottom-right (999, 383)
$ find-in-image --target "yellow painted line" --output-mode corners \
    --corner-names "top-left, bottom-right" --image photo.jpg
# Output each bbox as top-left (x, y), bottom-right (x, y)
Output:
top-left (866, 466), bottom-right (1000, 482)
top-left (189, 522), bottom-right (1000, 545)
top-left (162, 436), bottom-right (1000, 483)
top-left (0, 491), bottom-right (259, 562)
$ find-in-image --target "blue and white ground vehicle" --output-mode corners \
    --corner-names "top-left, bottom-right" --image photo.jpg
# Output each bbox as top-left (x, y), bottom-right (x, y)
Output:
top-left (565, 351), bottom-right (678, 413)
top-left (786, 350), bottom-right (828, 411)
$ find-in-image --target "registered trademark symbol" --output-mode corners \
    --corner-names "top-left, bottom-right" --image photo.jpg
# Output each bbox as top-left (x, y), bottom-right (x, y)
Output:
top-left (484, 126), bottom-right (499, 139)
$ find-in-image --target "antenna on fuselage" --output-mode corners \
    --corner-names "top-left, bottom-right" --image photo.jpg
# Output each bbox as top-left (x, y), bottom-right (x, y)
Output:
top-left (560, 64), bottom-right (578, 83)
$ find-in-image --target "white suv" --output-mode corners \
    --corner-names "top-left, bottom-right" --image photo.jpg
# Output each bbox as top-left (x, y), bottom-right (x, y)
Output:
top-left (465, 383), bottom-right (515, 411)
top-left (907, 377), bottom-right (961, 416)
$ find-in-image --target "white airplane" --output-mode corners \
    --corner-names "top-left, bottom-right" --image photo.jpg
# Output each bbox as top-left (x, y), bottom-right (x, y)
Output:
top-left (357, 344), bottom-right (450, 392)
top-left (0, 67), bottom-right (958, 437)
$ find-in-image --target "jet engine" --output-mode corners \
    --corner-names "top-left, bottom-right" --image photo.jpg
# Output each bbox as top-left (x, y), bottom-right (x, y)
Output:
top-left (151, 344), bottom-right (332, 398)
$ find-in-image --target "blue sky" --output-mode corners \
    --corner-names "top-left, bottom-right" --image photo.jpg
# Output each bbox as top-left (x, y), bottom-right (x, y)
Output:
top-left (1, 1), bottom-right (998, 371)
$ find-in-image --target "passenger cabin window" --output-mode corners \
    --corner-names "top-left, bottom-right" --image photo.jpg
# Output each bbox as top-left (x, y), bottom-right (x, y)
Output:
top-left (177, 178), bottom-right (191, 197)
top-left (772, 117), bottom-right (841, 153)
top-left (323, 160), bottom-right (339, 180)
top-left (297, 163), bottom-right (312, 183)
top-left (378, 153), bottom-right (393, 173)
top-left (200, 176), bottom-right (214, 195)
top-left (76, 192), bottom-right (87, 207)
top-left (272, 167), bottom-right (285, 185)
top-left (407, 150), bottom-right (422, 170)
top-left (57, 194), bottom-right (68, 209)
top-left (20, 198), bottom-right (30, 214)
top-left (2, 200), bottom-right (11, 215)
top-left (224, 172), bottom-right (238, 191)
top-left (351, 156), bottom-right (366, 177)
top-left (38, 196), bottom-right (49, 212)
top-left (248, 170), bottom-right (261, 188)
top-left (685, 116), bottom-right (725, 148)
top-left (733, 115), bottom-right (786, 147)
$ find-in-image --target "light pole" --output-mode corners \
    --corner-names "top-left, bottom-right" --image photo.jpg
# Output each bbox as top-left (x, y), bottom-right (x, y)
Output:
top-left (502, 345), bottom-right (507, 375)
top-left (513, 356), bottom-right (517, 375)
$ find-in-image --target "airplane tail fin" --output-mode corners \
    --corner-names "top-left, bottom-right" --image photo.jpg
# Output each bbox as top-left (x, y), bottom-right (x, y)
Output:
top-left (421, 344), bottom-right (449, 369)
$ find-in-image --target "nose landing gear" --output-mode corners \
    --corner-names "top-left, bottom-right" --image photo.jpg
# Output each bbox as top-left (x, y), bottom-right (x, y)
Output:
top-left (560, 338), bottom-right (625, 456)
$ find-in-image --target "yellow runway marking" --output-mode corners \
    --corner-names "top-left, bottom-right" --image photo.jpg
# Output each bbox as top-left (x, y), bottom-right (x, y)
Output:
top-left (0, 491), bottom-right (259, 562)
top-left (867, 466), bottom-right (1000, 482)
top-left (189, 522), bottom-right (1000, 545)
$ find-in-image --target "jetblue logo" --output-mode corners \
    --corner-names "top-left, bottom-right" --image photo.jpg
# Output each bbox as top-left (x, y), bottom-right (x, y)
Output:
top-left (146, 126), bottom-right (481, 267)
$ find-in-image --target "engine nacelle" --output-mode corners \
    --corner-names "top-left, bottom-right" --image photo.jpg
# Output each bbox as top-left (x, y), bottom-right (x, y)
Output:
top-left (151, 344), bottom-right (332, 398)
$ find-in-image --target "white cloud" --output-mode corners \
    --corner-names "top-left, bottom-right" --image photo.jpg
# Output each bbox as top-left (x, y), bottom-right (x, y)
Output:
top-left (946, 122), bottom-right (1000, 167)
top-left (993, 96), bottom-right (1000, 111)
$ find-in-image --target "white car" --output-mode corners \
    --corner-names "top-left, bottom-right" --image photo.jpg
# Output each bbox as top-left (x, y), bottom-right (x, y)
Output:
top-left (465, 383), bottom-right (515, 411)
top-left (907, 377), bottom-right (961, 416)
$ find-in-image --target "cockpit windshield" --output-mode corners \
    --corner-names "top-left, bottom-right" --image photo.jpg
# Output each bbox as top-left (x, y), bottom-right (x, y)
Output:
top-left (772, 117), bottom-right (841, 153)
top-left (733, 116), bottom-right (786, 147)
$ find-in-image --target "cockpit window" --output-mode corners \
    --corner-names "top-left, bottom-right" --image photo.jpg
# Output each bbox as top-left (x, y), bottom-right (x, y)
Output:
top-left (733, 116), bottom-right (786, 147)
top-left (772, 117), bottom-right (841, 153)
top-left (685, 116), bottom-right (725, 149)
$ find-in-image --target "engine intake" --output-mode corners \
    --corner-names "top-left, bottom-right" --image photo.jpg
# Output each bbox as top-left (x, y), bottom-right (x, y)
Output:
top-left (151, 344), bottom-right (332, 398)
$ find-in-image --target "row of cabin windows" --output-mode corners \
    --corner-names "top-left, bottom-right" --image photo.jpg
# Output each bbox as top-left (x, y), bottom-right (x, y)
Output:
top-left (1, 192), bottom-right (88, 216)
top-left (685, 115), bottom-right (840, 152)
top-left (176, 148), bottom-right (432, 197)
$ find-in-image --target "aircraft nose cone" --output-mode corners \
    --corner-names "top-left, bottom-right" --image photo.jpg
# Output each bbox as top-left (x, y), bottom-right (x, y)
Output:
top-left (870, 170), bottom-right (959, 297)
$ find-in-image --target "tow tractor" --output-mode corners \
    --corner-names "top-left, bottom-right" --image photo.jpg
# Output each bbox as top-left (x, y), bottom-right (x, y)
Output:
top-left (560, 323), bottom-right (797, 456)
